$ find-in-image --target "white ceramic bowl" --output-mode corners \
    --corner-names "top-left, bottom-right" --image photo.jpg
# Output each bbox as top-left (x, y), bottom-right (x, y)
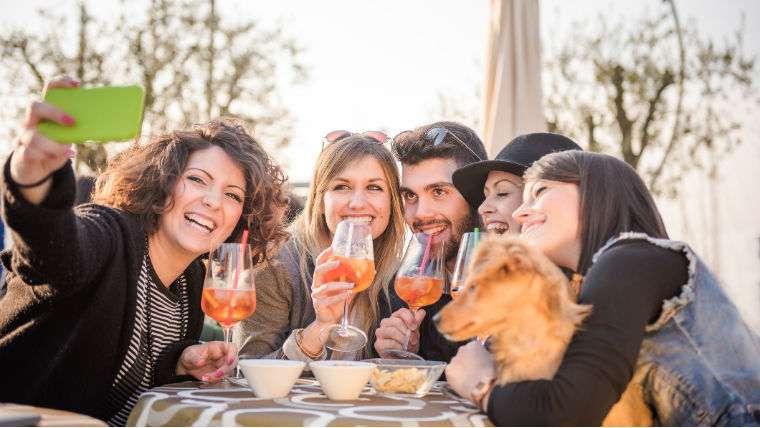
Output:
top-left (238, 359), bottom-right (305, 399)
top-left (309, 360), bottom-right (377, 400)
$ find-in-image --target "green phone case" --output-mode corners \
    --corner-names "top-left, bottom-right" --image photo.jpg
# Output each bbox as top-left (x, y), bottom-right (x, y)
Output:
top-left (38, 85), bottom-right (145, 144)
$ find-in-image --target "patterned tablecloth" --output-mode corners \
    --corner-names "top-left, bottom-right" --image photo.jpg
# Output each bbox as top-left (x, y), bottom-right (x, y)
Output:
top-left (0, 403), bottom-right (107, 427)
top-left (126, 378), bottom-right (492, 427)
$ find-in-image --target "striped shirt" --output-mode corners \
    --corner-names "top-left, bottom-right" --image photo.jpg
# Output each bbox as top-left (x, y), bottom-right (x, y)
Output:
top-left (104, 248), bottom-right (189, 426)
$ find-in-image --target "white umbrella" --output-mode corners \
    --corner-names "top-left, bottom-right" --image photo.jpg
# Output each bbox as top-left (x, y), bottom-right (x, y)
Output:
top-left (482, 0), bottom-right (547, 157)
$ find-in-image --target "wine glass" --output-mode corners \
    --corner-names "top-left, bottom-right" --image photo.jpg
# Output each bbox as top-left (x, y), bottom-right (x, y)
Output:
top-left (318, 220), bottom-right (375, 355)
top-left (200, 242), bottom-right (257, 386)
top-left (450, 230), bottom-right (483, 299)
top-left (384, 232), bottom-right (445, 360)
top-left (450, 230), bottom-right (490, 344)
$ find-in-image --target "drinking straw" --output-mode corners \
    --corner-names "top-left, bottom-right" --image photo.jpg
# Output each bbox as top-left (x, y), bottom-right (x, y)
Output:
top-left (340, 221), bottom-right (352, 284)
top-left (226, 230), bottom-right (249, 327)
top-left (419, 233), bottom-right (433, 275)
top-left (346, 221), bottom-right (353, 258)
top-left (474, 227), bottom-right (479, 248)
top-left (232, 229), bottom-right (249, 289)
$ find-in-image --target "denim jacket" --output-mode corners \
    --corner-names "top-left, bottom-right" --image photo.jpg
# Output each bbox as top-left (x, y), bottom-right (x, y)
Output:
top-left (593, 233), bottom-right (760, 426)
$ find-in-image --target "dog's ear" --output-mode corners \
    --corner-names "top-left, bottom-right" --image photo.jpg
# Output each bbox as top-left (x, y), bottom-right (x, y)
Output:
top-left (501, 236), bottom-right (538, 274)
top-left (466, 235), bottom-right (512, 279)
top-left (465, 235), bottom-right (538, 280)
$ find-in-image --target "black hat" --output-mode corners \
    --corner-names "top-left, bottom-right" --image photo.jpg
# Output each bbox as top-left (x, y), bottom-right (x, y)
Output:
top-left (452, 133), bottom-right (582, 208)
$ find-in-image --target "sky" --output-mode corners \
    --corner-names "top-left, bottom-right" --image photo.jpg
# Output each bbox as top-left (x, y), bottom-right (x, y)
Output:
top-left (3, 0), bottom-right (758, 181)
top-left (2, 0), bottom-right (759, 327)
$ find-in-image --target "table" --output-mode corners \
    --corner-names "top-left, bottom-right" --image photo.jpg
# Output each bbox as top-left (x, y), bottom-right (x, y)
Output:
top-left (126, 379), bottom-right (492, 426)
top-left (0, 403), bottom-right (107, 427)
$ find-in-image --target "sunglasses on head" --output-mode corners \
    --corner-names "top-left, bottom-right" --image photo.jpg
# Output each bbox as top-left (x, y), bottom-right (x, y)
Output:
top-left (393, 127), bottom-right (483, 161)
top-left (321, 130), bottom-right (390, 150)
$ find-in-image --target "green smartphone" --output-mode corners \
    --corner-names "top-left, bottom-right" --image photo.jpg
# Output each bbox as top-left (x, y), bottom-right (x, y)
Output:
top-left (38, 85), bottom-right (145, 144)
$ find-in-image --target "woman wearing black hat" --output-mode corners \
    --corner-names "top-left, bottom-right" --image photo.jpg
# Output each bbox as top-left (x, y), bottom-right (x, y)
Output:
top-left (452, 133), bottom-right (581, 235)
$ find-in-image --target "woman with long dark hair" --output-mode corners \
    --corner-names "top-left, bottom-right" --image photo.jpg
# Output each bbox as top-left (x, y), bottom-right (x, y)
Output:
top-left (446, 150), bottom-right (760, 426)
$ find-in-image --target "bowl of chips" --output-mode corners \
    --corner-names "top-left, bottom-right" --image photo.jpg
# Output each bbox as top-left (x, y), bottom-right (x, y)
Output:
top-left (364, 359), bottom-right (446, 397)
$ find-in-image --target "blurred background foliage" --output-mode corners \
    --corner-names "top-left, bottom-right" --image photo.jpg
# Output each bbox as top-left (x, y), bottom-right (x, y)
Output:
top-left (1, 0), bottom-right (307, 174)
top-left (542, 0), bottom-right (757, 197)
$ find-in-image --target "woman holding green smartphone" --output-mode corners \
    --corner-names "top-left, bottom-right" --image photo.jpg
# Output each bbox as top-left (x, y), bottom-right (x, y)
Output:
top-left (0, 76), bottom-right (289, 425)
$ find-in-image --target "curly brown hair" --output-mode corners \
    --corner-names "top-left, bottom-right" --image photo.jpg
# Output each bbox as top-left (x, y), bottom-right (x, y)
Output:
top-left (92, 117), bottom-right (289, 265)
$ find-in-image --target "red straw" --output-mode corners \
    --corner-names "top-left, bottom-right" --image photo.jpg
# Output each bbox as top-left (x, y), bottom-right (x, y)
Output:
top-left (419, 233), bottom-right (433, 276)
top-left (232, 230), bottom-right (249, 289)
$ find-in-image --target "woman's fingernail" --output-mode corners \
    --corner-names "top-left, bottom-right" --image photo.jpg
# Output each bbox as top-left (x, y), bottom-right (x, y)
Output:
top-left (201, 375), bottom-right (211, 382)
top-left (215, 370), bottom-right (224, 378)
top-left (228, 358), bottom-right (235, 365)
top-left (70, 81), bottom-right (80, 87)
top-left (62, 114), bottom-right (75, 125)
top-left (64, 149), bottom-right (76, 158)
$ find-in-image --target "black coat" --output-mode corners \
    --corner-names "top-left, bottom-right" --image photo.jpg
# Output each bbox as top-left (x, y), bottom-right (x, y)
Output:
top-left (0, 159), bottom-right (204, 420)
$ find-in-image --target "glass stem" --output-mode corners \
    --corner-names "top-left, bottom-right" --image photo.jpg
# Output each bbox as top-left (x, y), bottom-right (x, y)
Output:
top-left (223, 326), bottom-right (233, 345)
top-left (222, 326), bottom-right (232, 380)
top-left (341, 294), bottom-right (350, 328)
top-left (401, 308), bottom-right (416, 351)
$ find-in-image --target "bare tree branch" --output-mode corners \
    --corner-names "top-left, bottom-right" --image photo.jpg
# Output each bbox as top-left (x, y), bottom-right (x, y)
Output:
top-left (15, 39), bottom-right (45, 87)
top-left (639, 69), bottom-right (674, 159)
top-left (649, 0), bottom-right (685, 191)
top-left (611, 64), bottom-right (636, 167)
top-left (543, 2), bottom-right (755, 197)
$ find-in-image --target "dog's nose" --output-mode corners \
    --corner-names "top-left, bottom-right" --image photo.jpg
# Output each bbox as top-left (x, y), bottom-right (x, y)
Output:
top-left (432, 313), bottom-right (441, 326)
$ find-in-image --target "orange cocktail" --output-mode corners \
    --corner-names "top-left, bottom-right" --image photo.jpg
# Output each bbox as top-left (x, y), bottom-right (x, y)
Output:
top-left (324, 255), bottom-right (375, 293)
top-left (394, 275), bottom-right (444, 310)
top-left (318, 220), bottom-right (375, 353)
top-left (201, 288), bottom-right (257, 328)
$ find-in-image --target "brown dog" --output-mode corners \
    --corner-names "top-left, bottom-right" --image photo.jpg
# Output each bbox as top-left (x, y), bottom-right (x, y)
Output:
top-left (435, 235), bottom-right (651, 426)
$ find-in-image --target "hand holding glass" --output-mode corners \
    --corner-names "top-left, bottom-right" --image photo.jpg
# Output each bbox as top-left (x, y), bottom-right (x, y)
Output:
top-left (386, 232), bottom-right (445, 360)
top-left (318, 220), bottom-right (375, 354)
top-left (200, 242), bottom-right (257, 385)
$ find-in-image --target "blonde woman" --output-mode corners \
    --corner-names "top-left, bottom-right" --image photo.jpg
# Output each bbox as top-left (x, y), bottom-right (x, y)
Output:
top-left (234, 132), bottom-right (405, 361)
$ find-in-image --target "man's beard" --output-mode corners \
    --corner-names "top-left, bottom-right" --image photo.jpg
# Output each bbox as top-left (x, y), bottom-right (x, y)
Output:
top-left (443, 206), bottom-right (480, 264)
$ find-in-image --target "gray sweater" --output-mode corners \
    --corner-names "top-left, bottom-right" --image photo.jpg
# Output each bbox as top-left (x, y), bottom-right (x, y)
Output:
top-left (233, 239), bottom-right (319, 361)
top-left (233, 239), bottom-right (391, 361)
